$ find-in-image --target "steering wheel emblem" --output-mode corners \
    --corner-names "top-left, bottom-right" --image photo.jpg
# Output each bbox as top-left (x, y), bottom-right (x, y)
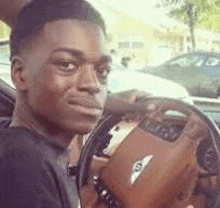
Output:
top-left (130, 155), bottom-right (154, 185)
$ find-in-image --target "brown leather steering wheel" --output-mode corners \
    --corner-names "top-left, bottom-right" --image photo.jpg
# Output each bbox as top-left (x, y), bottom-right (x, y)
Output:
top-left (77, 98), bottom-right (220, 208)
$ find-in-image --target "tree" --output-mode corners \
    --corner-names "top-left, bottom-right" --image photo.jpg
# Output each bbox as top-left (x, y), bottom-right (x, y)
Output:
top-left (160, 0), bottom-right (220, 51)
top-left (169, 1), bottom-right (197, 51)
top-left (197, 0), bottom-right (220, 32)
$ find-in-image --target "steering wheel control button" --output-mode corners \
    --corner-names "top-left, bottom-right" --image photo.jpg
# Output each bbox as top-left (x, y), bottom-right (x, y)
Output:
top-left (139, 119), bottom-right (181, 142)
top-left (95, 179), bottom-right (124, 208)
top-left (130, 155), bottom-right (154, 184)
top-left (101, 189), bottom-right (108, 197)
top-left (147, 103), bottom-right (156, 111)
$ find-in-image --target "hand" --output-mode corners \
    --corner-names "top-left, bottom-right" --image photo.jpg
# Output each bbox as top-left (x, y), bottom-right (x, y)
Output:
top-left (68, 136), bottom-right (109, 208)
top-left (111, 89), bottom-right (151, 103)
top-left (79, 156), bottom-right (109, 208)
top-left (68, 134), bottom-right (85, 167)
top-left (104, 89), bottom-right (151, 115)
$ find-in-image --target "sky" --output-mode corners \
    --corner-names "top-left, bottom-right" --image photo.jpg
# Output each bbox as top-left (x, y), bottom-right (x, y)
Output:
top-left (87, 0), bottom-right (180, 30)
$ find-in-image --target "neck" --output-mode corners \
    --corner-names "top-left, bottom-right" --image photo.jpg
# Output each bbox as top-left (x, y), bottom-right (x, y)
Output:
top-left (10, 99), bottom-right (75, 149)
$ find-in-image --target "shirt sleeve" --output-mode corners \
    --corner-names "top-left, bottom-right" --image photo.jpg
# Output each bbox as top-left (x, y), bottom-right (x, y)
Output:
top-left (0, 146), bottom-right (62, 208)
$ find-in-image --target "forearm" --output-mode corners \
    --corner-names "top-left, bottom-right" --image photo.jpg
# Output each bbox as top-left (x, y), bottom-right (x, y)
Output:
top-left (0, 0), bottom-right (31, 28)
top-left (104, 92), bottom-right (148, 115)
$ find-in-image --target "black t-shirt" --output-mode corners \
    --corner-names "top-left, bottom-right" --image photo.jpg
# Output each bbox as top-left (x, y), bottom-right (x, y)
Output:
top-left (0, 127), bottom-right (78, 208)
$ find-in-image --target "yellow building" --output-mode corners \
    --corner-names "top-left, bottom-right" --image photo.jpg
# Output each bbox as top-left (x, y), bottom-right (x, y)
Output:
top-left (1, 0), bottom-right (219, 68)
top-left (0, 21), bottom-right (10, 40)
top-left (89, 0), bottom-right (184, 67)
top-left (90, 0), bottom-right (220, 67)
top-left (107, 11), bottom-right (157, 68)
top-left (104, 9), bottom-right (181, 67)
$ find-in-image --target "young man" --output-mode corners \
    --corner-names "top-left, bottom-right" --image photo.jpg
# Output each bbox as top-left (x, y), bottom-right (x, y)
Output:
top-left (0, 0), bottom-right (152, 207)
top-left (0, 1), bottom-right (202, 208)
top-left (0, 0), bottom-right (112, 207)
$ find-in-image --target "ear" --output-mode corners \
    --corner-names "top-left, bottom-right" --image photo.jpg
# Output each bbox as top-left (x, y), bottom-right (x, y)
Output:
top-left (11, 55), bottom-right (28, 91)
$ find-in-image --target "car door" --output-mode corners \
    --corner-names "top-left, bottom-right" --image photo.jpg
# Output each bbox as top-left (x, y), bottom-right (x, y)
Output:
top-left (165, 54), bottom-right (207, 91)
top-left (196, 55), bottom-right (220, 97)
top-left (203, 55), bottom-right (220, 77)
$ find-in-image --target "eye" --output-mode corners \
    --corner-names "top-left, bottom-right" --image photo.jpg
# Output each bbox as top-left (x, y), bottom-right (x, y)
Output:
top-left (56, 61), bottom-right (79, 72)
top-left (96, 63), bottom-right (111, 80)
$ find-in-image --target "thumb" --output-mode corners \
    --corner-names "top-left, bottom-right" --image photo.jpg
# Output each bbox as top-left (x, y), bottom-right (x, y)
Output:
top-left (68, 134), bottom-right (85, 167)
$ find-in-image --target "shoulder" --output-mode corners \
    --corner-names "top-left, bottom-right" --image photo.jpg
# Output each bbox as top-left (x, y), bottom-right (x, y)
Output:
top-left (0, 127), bottom-right (40, 143)
top-left (0, 127), bottom-right (67, 176)
top-left (0, 128), bottom-right (63, 207)
top-left (0, 127), bottom-right (62, 174)
top-left (0, 128), bottom-right (78, 208)
top-left (0, 127), bottom-right (44, 157)
top-left (0, 127), bottom-right (54, 168)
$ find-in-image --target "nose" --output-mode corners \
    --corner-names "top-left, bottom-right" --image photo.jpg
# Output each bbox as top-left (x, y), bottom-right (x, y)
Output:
top-left (78, 65), bottom-right (102, 94)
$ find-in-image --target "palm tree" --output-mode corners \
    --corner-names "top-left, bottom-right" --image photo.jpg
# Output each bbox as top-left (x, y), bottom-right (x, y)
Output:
top-left (160, 0), bottom-right (220, 51)
top-left (169, 1), bottom-right (197, 51)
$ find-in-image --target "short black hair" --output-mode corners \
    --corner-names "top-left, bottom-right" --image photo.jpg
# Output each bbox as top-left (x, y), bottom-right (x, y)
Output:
top-left (10, 0), bottom-right (106, 58)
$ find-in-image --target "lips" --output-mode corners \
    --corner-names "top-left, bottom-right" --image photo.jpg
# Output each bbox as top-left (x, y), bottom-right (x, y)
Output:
top-left (68, 97), bottom-right (103, 110)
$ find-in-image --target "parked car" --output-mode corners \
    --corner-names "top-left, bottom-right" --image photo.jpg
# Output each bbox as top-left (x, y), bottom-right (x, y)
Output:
top-left (140, 52), bottom-right (220, 98)
top-left (191, 96), bottom-right (220, 128)
top-left (108, 69), bottom-right (220, 129)
top-left (108, 69), bottom-right (193, 104)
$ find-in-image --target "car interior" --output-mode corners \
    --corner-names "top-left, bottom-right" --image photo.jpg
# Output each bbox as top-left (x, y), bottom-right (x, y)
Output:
top-left (0, 72), bottom-right (220, 207)
top-left (1, 1), bottom-right (220, 207)
top-left (77, 97), bottom-right (220, 208)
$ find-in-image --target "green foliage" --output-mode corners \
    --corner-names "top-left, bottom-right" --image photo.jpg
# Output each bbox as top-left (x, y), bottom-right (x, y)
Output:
top-left (163, 0), bottom-right (220, 32)
top-left (161, 0), bottom-right (220, 51)
top-left (197, 0), bottom-right (220, 32)
top-left (163, 0), bottom-right (198, 50)
top-left (169, 1), bottom-right (198, 30)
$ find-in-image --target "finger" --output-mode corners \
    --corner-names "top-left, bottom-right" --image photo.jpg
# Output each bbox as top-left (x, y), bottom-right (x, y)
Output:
top-left (134, 91), bottom-right (151, 103)
top-left (90, 155), bottom-right (109, 174)
top-left (68, 134), bottom-right (85, 166)
top-left (80, 182), bottom-right (99, 208)
top-left (113, 89), bottom-right (140, 103)
top-left (115, 89), bottom-right (151, 103)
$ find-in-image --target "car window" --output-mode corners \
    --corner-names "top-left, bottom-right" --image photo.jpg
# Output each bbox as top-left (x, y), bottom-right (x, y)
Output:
top-left (168, 55), bottom-right (203, 67)
top-left (204, 57), bottom-right (220, 67)
top-left (0, 42), bottom-right (10, 65)
top-left (0, 42), bottom-right (12, 86)
top-left (194, 58), bottom-right (204, 67)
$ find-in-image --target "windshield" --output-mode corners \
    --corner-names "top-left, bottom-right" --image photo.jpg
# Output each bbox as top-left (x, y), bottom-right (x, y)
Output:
top-left (0, 41), bottom-right (12, 86)
top-left (1, 0), bottom-right (220, 126)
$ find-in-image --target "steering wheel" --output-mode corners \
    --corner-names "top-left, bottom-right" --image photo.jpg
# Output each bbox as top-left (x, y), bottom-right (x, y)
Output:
top-left (77, 98), bottom-right (220, 208)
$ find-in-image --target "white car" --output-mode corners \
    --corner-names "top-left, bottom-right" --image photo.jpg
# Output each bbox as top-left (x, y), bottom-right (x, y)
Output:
top-left (108, 69), bottom-right (193, 105)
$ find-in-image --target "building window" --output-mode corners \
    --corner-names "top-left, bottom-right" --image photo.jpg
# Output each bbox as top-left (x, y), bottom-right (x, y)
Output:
top-left (132, 41), bottom-right (144, 49)
top-left (118, 41), bottom-right (130, 48)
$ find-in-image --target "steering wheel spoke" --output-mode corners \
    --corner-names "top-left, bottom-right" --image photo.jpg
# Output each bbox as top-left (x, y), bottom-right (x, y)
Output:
top-left (77, 98), bottom-right (220, 208)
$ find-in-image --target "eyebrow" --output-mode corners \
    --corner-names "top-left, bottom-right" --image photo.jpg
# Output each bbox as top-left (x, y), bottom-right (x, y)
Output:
top-left (51, 47), bottom-right (112, 63)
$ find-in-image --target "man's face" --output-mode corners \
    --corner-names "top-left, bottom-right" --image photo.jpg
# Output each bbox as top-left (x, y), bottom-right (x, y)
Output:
top-left (21, 19), bottom-right (110, 134)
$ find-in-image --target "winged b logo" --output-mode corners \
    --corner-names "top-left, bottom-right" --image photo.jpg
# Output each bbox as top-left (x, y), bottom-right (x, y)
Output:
top-left (130, 155), bottom-right (154, 185)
